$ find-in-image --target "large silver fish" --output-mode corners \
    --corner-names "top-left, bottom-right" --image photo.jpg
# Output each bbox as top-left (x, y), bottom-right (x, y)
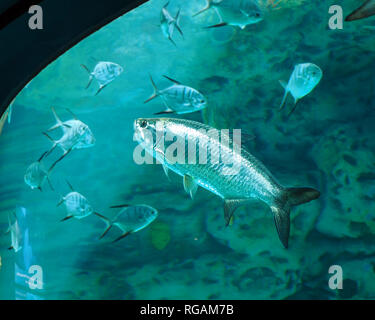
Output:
top-left (193, 0), bottom-right (263, 29)
top-left (279, 63), bottom-right (323, 116)
top-left (24, 151), bottom-right (53, 191)
top-left (81, 61), bottom-right (123, 95)
top-left (134, 118), bottom-right (320, 248)
top-left (160, 1), bottom-right (183, 46)
top-left (95, 204), bottom-right (158, 243)
top-left (144, 75), bottom-right (207, 115)
top-left (43, 108), bottom-right (95, 172)
top-left (346, 0), bottom-right (375, 21)
top-left (58, 181), bottom-right (98, 221)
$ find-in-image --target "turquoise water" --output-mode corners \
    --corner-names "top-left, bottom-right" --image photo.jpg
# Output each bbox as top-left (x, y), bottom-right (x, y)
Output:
top-left (1, 0), bottom-right (375, 299)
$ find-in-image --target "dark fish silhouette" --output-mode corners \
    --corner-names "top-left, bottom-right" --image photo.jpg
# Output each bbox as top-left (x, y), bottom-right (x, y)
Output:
top-left (346, 0), bottom-right (375, 21)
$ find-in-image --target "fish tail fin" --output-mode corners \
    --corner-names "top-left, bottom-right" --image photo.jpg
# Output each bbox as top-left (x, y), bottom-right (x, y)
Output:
top-left (48, 107), bottom-right (63, 131)
top-left (144, 75), bottom-right (159, 103)
top-left (94, 212), bottom-right (113, 239)
top-left (279, 81), bottom-right (288, 110)
top-left (272, 187), bottom-right (320, 248)
top-left (193, 0), bottom-right (212, 17)
top-left (175, 8), bottom-right (184, 38)
top-left (81, 64), bottom-right (93, 88)
top-left (42, 132), bottom-right (57, 157)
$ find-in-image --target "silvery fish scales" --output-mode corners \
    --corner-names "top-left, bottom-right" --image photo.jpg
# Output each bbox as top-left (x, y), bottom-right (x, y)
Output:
top-left (134, 118), bottom-right (320, 248)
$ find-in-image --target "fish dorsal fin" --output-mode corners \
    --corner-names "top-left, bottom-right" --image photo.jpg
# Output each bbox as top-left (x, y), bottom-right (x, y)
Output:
top-left (224, 199), bottom-right (246, 227)
top-left (163, 75), bottom-right (182, 85)
top-left (183, 175), bottom-right (198, 199)
top-left (65, 108), bottom-right (78, 120)
top-left (163, 1), bottom-right (169, 9)
top-left (66, 180), bottom-right (74, 192)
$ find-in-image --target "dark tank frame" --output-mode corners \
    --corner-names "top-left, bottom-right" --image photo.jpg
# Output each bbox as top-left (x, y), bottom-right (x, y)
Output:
top-left (0, 0), bottom-right (148, 119)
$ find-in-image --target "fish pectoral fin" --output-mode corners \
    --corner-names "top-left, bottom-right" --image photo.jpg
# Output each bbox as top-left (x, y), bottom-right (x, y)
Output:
top-left (271, 206), bottom-right (290, 249)
top-left (279, 80), bottom-right (287, 89)
top-left (113, 231), bottom-right (132, 243)
top-left (162, 163), bottom-right (171, 181)
top-left (224, 199), bottom-right (246, 227)
top-left (183, 175), bottom-right (198, 200)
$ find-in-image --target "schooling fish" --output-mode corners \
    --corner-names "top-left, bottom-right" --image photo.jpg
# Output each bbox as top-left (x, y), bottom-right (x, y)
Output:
top-left (6, 213), bottom-right (22, 253)
top-left (144, 75), bottom-right (207, 115)
top-left (95, 204), bottom-right (158, 243)
top-left (81, 61), bottom-right (123, 95)
top-left (193, 0), bottom-right (263, 29)
top-left (346, 0), bottom-right (375, 21)
top-left (160, 1), bottom-right (183, 46)
top-left (43, 107), bottom-right (95, 172)
top-left (279, 63), bottom-right (323, 116)
top-left (134, 118), bottom-right (320, 248)
top-left (24, 151), bottom-right (54, 192)
top-left (58, 181), bottom-right (98, 221)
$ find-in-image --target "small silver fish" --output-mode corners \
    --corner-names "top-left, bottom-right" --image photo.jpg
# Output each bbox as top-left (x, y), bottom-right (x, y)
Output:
top-left (160, 1), bottom-right (183, 46)
top-left (24, 151), bottom-right (53, 192)
top-left (6, 213), bottom-right (22, 253)
top-left (134, 118), bottom-right (320, 248)
top-left (43, 107), bottom-right (95, 172)
top-left (58, 181), bottom-right (97, 221)
top-left (279, 63), bottom-right (323, 116)
top-left (81, 61), bottom-right (123, 95)
top-left (144, 75), bottom-right (207, 115)
top-left (346, 0), bottom-right (375, 21)
top-left (194, 0), bottom-right (263, 29)
top-left (95, 204), bottom-right (158, 243)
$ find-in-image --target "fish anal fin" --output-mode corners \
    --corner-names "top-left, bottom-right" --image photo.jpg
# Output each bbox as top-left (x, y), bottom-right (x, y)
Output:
top-left (271, 206), bottom-right (290, 249)
top-left (113, 231), bottom-right (132, 243)
top-left (110, 204), bottom-right (130, 209)
top-left (183, 175), bottom-right (198, 199)
top-left (95, 84), bottom-right (107, 96)
top-left (224, 199), bottom-right (246, 227)
top-left (61, 216), bottom-right (73, 222)
top-left (204, 22), bottom-right (228, 29)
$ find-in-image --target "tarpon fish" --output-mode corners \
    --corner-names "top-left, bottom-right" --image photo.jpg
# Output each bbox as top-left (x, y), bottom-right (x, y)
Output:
top-left (6, 213), bottom-right (22, 253)
top-left (346, 0), bottom-right (375, 21)
top-left (95, 204), bottom-right (158, 243)
top-left (279, 63), bottom-right (323, 116)
top-left (193, 0), bottom-right (263, 29)
top-left (81, 61), bottom-right (123, 95)
top-left (144, 75), bottom-right (207, 115)
top-left (58, 181), bottom-right (99, 221)
top-left (24, 151), bottom-right (54, 191)
top-left (43, 107), bottom-right (95, 172)
top-left (134, 118), bottom-right (320, 248)
top-left (160, 1), bottom-right (183, 46)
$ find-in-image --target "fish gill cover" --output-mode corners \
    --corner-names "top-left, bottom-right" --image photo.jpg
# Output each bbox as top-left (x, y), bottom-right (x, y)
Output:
top-left (0, 0), bottom-right (374, 300)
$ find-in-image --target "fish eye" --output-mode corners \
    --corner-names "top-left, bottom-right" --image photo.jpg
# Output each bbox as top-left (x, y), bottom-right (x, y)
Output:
top-left (139, 120), bottom-right (148, 128)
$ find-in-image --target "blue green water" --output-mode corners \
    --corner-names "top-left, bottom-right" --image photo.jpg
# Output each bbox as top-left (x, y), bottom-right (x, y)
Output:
top-left (1, 0), bottom-right (375, 299)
